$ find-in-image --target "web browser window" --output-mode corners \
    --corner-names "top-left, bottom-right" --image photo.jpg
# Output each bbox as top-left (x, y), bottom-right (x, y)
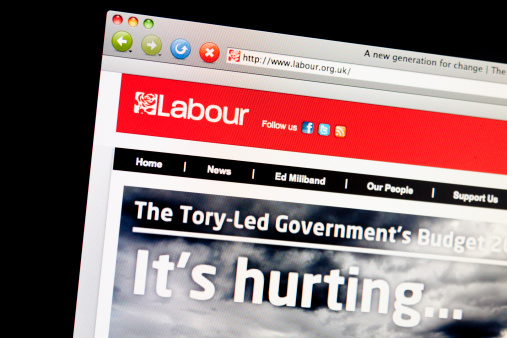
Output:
top-left (74, 10), bottom-right (507, 337)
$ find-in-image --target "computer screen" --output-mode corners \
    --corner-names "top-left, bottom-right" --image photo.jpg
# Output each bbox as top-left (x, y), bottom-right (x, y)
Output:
top-left (72, 8), bottom-right (507, 337)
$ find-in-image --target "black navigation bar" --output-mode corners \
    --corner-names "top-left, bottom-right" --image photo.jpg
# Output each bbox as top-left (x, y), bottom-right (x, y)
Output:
top-left (113, 148), bottom-right (507, 210)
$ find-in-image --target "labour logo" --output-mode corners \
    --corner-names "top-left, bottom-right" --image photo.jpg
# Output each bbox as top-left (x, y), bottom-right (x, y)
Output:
top-left (131, 91), bottom-right (250, 125)
top-left (228, 49), bottom-right (241, 62)
top-left (134, 92), bottom-right (158, 115)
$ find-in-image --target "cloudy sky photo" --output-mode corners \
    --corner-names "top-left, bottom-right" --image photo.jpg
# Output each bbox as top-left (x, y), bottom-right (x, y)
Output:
top-left (108, 187), bottom-right (507, 337)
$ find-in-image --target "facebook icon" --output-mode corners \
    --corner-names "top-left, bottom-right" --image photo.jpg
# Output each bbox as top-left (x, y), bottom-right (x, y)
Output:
top-left (302, 122), bottom-right (314, 134)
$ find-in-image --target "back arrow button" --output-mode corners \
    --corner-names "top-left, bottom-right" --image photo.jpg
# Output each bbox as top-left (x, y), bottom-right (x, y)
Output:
top-left (117, 37), bottom-right (127, 46)
top-left (112, 31), bottom-right (132, 52)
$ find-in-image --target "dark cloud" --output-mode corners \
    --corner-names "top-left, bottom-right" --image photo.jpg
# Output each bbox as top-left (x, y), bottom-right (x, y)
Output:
top-left (431, 320), bottom-right (504, 338)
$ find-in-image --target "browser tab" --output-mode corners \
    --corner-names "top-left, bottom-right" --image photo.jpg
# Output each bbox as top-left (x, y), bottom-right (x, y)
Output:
top-left (223, 48), bottom-right (506, 100)
top-left (491, 65), bottom-right (507, 76)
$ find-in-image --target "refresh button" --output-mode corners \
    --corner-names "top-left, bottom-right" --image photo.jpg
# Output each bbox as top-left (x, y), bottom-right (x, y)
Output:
top-left (170, 39), bottom-right (191, 59)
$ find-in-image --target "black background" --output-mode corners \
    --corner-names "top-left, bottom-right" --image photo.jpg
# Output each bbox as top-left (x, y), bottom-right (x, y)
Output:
top-left (39, 4), bottom-right (506, 335)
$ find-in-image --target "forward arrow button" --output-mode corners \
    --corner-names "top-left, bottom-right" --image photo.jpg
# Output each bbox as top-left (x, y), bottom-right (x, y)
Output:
top-left (147, 40), bottom-right (157, 50)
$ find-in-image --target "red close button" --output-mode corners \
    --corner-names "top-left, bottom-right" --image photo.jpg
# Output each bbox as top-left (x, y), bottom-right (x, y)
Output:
top-left (199, 42), bottom-right (220, 63)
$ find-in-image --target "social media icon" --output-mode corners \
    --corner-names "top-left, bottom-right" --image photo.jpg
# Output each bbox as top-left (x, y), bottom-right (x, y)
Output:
top-left (171, 39), bottom-right (191, 59)
top-left (302, 122), bottom-right (314, 134)
top-left (335, 126), bottom-right (346, 138)
top-left (318, 124), bottom-right (330, 136)
top-left (200, 42), bottom-right (220, 63)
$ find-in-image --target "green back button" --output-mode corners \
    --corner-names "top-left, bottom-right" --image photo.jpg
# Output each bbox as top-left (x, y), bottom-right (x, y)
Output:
top-left (112, 31), bottom-right (132, 52)
top-left (142, 35), bottom-right (162, 55)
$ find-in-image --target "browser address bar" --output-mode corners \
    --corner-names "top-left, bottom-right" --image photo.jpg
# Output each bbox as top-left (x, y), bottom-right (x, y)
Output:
top-left (226, 48), bottom-right (507, 100)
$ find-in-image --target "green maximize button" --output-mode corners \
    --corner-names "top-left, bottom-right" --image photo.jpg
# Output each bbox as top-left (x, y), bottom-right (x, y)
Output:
top-left (142, 35), bottom-right (162, 55)
top-left (112, 31), bottom-right (133, 52)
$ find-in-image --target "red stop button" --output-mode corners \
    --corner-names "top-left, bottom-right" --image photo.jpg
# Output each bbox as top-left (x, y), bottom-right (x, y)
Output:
top-left (199, 42), bottom-right (220, 63)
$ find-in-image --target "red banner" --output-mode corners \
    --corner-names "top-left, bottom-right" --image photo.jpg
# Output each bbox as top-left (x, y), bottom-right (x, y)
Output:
top-left (117, 74), bottom-right (507, 175)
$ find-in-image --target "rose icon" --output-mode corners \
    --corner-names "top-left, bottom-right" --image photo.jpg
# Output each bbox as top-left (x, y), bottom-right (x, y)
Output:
top-left (134, 92), bottom-right (158, 115)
